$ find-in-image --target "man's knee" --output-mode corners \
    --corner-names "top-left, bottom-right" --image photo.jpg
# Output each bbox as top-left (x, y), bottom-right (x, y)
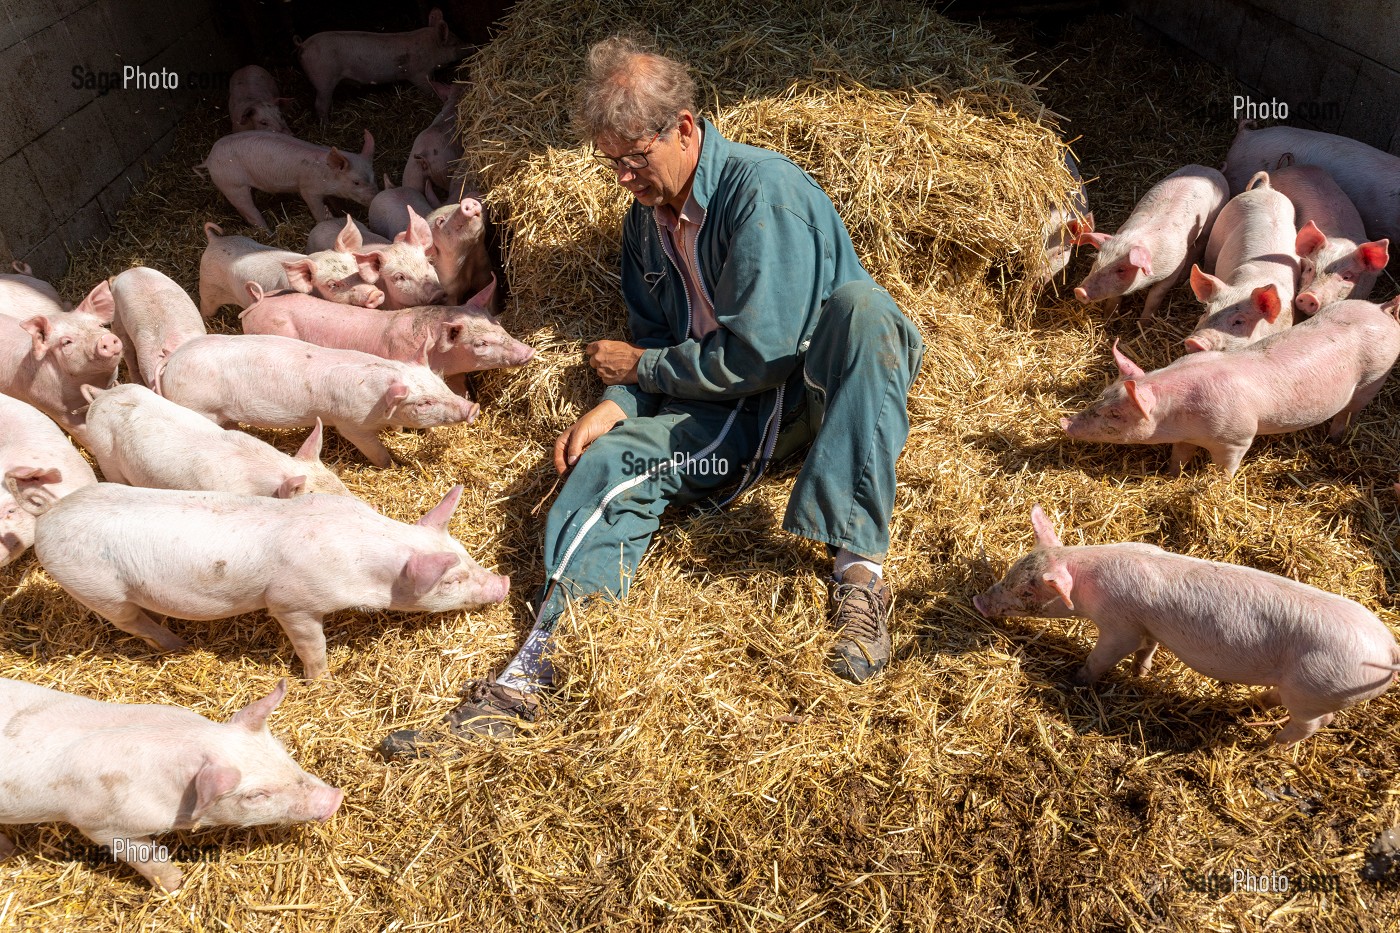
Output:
top-left (814, 282), bottom-right (923, 360)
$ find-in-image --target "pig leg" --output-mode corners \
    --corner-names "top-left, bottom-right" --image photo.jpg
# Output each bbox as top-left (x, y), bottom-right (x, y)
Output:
top-left (80, 828), bottom-right (183, 892)
top-left (1132, 639), bottom-right (1160, 676)
top-left (103, 605), bottom-right (188, 652)
top-left (0, 832), bottom-right (15, 859)
top-left (1102, 295), bottom-right (1121, 317)
top-left (220, 184), bottom-right (269, 231)
top-left (1206, 440), bottom-right (1253, 478)
top-left (1138, 272), bottom-right (1181, 321)
top-left (1071, 626), bottom-right (1146, 687)
top-left (1168, 442), bottom-right (1199, 475)
top-left (336, 426), bottom-right (394, 469)
top-left (271, 610), bottom-right (329, 679)
top-left (1253, 686), bottom-right (1284, 709)
top-left (98, 459), bottom-right (130, 485)
top-left (300, 189), bottom-right (333, 223)
top-left (1328, 377), bottom-right (1389, 440)
top-left (1271, 710), bottom-right (1335, 746)
top-left (198, 280), bottom-right (227, 319)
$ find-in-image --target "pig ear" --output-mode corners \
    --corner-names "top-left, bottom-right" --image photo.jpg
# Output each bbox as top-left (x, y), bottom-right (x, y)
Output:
top-left (1066, 212), bottom-right (1094, 240)
top-left (383, 173), bottom-right (395, 189)
top-left (335, 215), bottom-right (363, 252)
top-left (238, 105), bottom-right (258, 126)
top-left (353, 251), bottom-right (384, 283)
top-left (282, 259), bottom-right (317, 293)
top-left (11, 260), bottom-right (32, 275)
top-left (428, 8), bottom-right (444, 25)
top-left (416, 334), bottom-right (433, 367)
top-left (1127, 245), bottom-right (1153, 276)
top-left (229, 678), bottom-right (288, 732)
top-left (75, 280), bottom-right (116, 323)
top-left (275, 475), bottom-right (307, 498)
top-left (423, 182), bottom-right (441, 209)
top-left (1189, 264), bottom-right (1224, 301)
top-left (430, 79), bottom-right (451, 102)
top-left (1123, 380), bottom-right (1156, 418)
top-left (465, 273), bottom-right (498, 313)
top-left (1029, 504), bottom-right (1062, 549)
top-left (401, 552), bottom-right (458, 598)
top-left (417, 484), bottom-right (464, 532)
top-left (405, 206), bottom-right (432, 248)
top-left (1295, 220), bottom-right (1327, 259)
top-left (190, 761), bottom-right (242, 823)
top-left (361, 129), bottom-right (375, 161)
top-left (1251, 284), bottom-right (1282, 323)
top-left (1360, 239), bottom-right (1390, 271)
top-left (295, 419), bottom-right (325, 463)
top-left (1074, 229), bottom-right (1111, 250)
top-left (1041, 562), bottom-right (1076, 611)
top-left (1110, 338), bottom-right (1145, 380)
top-left (326, 147), bottom-right (351, 172)
top-left (21, 316), bottom-right (52, 360)
top-left (382, 380), bottom-right (408, 416)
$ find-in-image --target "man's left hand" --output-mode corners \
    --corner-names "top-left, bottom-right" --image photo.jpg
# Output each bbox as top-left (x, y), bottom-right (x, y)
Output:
top-left (586, 340), bottom-right (645, 385)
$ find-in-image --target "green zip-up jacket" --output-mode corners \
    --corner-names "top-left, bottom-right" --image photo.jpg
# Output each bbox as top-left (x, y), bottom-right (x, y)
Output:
top-left (601, 117), bottom-right (877, 445)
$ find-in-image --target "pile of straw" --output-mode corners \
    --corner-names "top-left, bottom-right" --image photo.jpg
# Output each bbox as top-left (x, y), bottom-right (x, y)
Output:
top-left (3, 6), bottom-right (1400, 931)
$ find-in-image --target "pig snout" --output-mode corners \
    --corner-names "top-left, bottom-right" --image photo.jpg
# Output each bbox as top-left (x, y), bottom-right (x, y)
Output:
top-left (479, 573), bottom-right (511, 604)
top-left (461, 399), bottom-right (481, 424)
top-left (1295, 292), bottom-right (1321, 315)
top-left (972, 593), bottom-right (989, 617)
top-left (1073, 286), bottom-right (1092, 304)
top-left (313, 786), bottom-right (344, 822)
top-left (1183, 336), bottom-right (1211, 353)
top-left (97, 331), bottom-right (123, 359)
top-left (1058, 416), bottom-right (1073, 432)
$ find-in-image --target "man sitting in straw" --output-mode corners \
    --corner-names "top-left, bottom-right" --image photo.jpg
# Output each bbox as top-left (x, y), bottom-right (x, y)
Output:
top-left (382, 35), bottom-right (924, 753)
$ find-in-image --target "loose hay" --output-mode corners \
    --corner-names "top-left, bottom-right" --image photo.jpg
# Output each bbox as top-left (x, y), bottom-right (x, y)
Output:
top-left (3, 7), bottom-right (1400, 933)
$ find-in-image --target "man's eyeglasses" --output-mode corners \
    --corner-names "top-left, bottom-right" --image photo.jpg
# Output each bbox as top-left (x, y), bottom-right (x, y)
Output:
top-left (592, 129), bottom-right (665, 171)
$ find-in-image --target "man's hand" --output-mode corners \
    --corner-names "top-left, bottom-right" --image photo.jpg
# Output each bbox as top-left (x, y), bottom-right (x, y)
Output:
top-left (553, 400), bottom-right (627, 474)
top-left (586, 340), bottom-right (645, 385)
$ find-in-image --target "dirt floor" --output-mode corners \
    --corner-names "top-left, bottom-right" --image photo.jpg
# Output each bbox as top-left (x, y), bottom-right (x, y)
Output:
top-left (3, 7), bottom-right (1400, 932)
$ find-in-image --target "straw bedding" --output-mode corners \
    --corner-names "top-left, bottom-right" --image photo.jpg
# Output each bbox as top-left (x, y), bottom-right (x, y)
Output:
top-left (3, 3), bottom-right (1400, 930)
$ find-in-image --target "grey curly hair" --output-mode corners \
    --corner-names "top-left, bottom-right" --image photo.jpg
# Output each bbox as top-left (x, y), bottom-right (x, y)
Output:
top-left (572, 35), bottom-right (697, 143)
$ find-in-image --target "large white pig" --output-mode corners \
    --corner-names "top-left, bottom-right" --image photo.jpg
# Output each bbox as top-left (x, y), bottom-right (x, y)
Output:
top-left (156, 333), bottom-right (478, 468)
top-left (82, 384), bottom-right (350, 499)
top-left (109, 267), bottom-right (207, 387)
top-left (199, 222), bottom-right (385, 316)
top-left (974, 506), bottom-right (1400, 745)
top-left (0, 393), bottom-right (95, 567)
top-left (1184, 172), bottom-right (1298, 353)
top-left (6, 473), bottom-right (509, 679)
top-left (1269, 163), bottom-right (1389, 313)
top-left (0, 280), bottom-right (122, 444)
top-left (0, 677), bottom-right (342, 892)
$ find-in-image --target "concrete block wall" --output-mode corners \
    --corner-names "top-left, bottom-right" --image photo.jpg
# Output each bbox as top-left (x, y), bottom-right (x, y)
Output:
top-left (1131, 0), bottom-right (1400, 153)
top-left (0, 0), bottom-right (233, 281)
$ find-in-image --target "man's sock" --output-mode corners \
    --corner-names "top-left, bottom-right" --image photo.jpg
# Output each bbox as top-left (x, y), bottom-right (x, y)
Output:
top-left (494, 624), bottom-right (553, 694)
top-left (834, 548), bottom-right (883, 581)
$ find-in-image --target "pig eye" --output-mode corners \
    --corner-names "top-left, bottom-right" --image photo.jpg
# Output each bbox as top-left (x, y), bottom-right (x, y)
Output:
top-left (394, 273), bottom-right (406, 283)
top-left (1343, 271), bottom-right (1356, 281)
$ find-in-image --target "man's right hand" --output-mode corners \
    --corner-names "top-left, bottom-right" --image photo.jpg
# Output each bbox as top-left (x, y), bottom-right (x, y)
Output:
top-left (553, 400), bottom-right (627, 474)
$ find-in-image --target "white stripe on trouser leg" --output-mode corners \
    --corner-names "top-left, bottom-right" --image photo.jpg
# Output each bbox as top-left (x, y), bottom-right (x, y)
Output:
top-left (494, 403), bottom-right (743, 693)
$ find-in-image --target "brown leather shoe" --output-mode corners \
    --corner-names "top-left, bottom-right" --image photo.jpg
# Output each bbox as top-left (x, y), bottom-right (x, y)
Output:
top-left (826, 565), bottom-right (893, 683)
top-left (378, 679), bottom-right (539, 760)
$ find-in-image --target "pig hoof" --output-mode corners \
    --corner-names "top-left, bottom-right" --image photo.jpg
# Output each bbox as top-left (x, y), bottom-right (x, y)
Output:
top-left (0, 833), bottom-right (16, 860)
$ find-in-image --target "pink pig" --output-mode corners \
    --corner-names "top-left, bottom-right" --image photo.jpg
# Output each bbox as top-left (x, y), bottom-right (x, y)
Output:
top-left (307, 213), bottom-right (388, 254)
top-left (368, 174), bottom-right (440, 239)
top-left (228, 65), bottom-right (291, 134)
top-left (1269, 164), bottom-right (1389, 313)
top-left (973, 506), bottom-right (1400, 745)
top-left (0, 267), bottom-right (65, 318)
top-left (1073, 165), bottom-right (1229, 319)
top-left (1061, 298), bottom-right (1400, 477)
top-left (297, 8), bottom-right (468, 123)
top-left (427, 198), bottom-right (494, 305)
top-left (403, 81), bottom-right (465, 198)
top-left (239, 275), bottom-right (533, 383)
top-left (0, 676), bottom-right (342, 892)
top-left (82, 384), bottom-right (351, 499)
top-left (6, 473), bottom-right (509, 679)
top-left (156, 333), bottom-right (479, 468)
top-left (0, 280), bottom-right (122, 444)
top-left (1223, 120), bottom-right (1400, 244)
top-left (109, 267), bottom-right (207, 387)
top-left (199, 222), bottom-right (384, 316)
top-left (196, 130), bottom-right (378, 231)
top-left (1184, 172), bottom-right (1298, 352)
top-left (0, 393), bottom-right (95, 567)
